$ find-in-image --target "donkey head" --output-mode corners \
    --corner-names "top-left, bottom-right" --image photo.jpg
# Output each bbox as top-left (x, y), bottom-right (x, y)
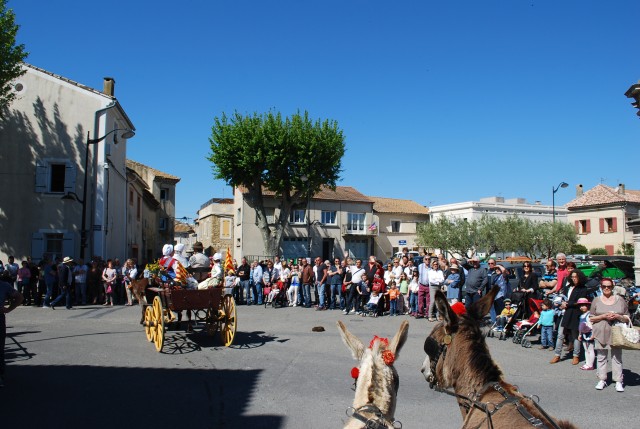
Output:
top-left (337, 320), bottom-right (409, 428)
top-left (421, 287), bottom-right (502, 390)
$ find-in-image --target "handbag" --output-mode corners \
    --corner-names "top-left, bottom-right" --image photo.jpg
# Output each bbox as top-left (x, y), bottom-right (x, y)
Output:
top-left (106, 283), bottom-right (113, 294)
top-left (610, 320), bottom-right (640, 350)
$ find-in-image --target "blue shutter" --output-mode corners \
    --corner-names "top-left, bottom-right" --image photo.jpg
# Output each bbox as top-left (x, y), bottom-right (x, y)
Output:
top-left (31, 232), bottom-right (45, 263)
top-left (64, 163), bottom-right (77, 194)
top-left (35, 161), bottom-right (48, 193)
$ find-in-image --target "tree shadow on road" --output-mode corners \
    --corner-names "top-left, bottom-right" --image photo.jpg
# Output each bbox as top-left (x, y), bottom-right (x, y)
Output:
top-left (1, 364), bottom-right (284, 429)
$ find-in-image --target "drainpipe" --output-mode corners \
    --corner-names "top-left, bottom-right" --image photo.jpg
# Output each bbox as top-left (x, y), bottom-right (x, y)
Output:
top-left (89, 101), bottom-right (117, 260)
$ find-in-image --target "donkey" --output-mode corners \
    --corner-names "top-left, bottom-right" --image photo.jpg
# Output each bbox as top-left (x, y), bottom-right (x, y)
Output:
top-left (337, 320), bottom-right (409, 429)
top-left (421, 287), bottom-right (577, 429)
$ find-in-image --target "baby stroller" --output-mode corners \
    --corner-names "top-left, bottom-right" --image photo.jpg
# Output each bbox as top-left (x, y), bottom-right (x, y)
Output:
top-left (263, 281), bottom-right (288, 308)
top-left (511, 298), bottom-right (542, 348)
top-left (499, 295), bottom-right (540, 342)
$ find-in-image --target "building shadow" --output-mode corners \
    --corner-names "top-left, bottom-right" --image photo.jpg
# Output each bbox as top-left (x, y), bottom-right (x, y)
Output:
top-left (1, 364), bottom-right (283, 429)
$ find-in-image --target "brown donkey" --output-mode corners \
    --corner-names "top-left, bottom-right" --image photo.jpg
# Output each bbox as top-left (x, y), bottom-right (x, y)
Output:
top-left (420, 287), bottom-right (577, 429)
top-left (337, 320), bottom-right (409, 429)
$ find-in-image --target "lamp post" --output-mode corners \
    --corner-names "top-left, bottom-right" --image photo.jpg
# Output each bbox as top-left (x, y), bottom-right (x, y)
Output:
top-left (63, 128), bottom-right (135, 259)
top-left (552, 181), bottom-right (569, 223)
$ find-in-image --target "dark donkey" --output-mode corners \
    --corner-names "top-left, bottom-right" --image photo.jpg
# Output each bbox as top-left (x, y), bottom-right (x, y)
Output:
top-left (420, 286), bottom-right (577, 429)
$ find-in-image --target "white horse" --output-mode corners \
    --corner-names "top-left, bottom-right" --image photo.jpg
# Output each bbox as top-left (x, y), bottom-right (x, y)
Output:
top-left (337, 320), bottom-right (409, 429)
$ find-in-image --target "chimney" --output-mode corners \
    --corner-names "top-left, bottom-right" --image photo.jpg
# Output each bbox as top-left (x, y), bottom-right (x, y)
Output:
top-left (103, 77), bottom-right (115, 96)
top-left (618, 183), bottom-right (625, 195)
top-left (576, 184), bottom-right (583, 197)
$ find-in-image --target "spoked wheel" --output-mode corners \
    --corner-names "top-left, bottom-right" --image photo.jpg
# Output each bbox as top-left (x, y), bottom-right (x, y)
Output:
top-left (144, 306), bottom-right (155, 342)
top-left (220, 295), bottom-right (237, 346)
top-left (522, 339), bottom-right (531, 348)
top-left (152, 296), bottom-right (165, 352)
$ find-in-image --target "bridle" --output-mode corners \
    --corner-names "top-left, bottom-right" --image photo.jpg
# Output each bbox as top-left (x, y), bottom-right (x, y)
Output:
top-left (424, 333), bottom-right (562, 429)
top-left (345, 405), bottom-right (402, 429)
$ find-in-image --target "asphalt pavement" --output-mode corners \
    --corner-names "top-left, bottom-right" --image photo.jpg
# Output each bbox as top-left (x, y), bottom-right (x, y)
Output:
top-left (3, 302), bottom-right (640, 428)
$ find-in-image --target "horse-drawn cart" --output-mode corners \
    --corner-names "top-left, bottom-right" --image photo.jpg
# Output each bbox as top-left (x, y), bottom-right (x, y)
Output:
top-left (142, 285), bottom-right (236, 352)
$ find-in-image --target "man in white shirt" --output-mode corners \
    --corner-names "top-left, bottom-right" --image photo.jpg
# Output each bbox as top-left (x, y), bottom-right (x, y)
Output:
top-left (427, 260), bottom-right (445, 321)
top-left (417, 256), bottom-right (431, 319)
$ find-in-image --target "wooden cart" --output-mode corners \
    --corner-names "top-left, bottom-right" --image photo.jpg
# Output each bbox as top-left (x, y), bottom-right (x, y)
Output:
top-left (142, 286), bottom-right (236, 352)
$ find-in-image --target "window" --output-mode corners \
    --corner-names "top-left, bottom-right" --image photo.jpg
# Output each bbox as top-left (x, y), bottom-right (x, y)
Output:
top-left (136, 195), bottom-right (141, 221)
top-left (347, 213), bottom-right (365, 231)
top-left (45, 233), bottom-right (63, 261)
top-left (129, 189), bottom-right (134, 205)
top-left (237, 208), bottom-right (241, 225)
top-left (160, 188), bottom-right (169, 201)
top-left (575, 219), bottom-right (590, 234)
top-left (321, 210), bottom-right (336, 225)
top-left (221, 218), bottom-right (232, 239)
top-left (391, 221), bottom-right (400, 233)
top-left (289, 209), bottom-right (306, 224)
top-left (600, 217), bottom-right (617, 233)
top-left (35, 159), bottom-right (76, 194)
top-left (159, 217), bottom-right (168, 231)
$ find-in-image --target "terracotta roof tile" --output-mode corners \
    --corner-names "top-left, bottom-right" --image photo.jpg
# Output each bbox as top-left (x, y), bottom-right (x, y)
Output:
top-left (566, 184), bottom-right (640, 210)
top-left (237, 185), bottom-right (372, 203)
top-left (369, 196), bottom-right (429, 214)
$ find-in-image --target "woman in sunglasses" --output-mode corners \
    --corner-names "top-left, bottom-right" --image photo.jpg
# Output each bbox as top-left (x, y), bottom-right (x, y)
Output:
top-left (589, 278), bottom-right (631, 392)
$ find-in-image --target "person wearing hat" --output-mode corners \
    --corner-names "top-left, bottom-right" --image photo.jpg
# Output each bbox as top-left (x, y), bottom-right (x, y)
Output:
top-left (445, 264), bottom-right (461, 304)
top-left (159, 244), bottom-right (179, 282)
top-left (494, 298), bottom-right (516, 332)
top-left (49, 257), bottom-right (74, 310)
top-left (464, 256), bottom-right (488, 311)
top-left (576, 297), bottom-right (595, 371)
top-left (189, 242), bottom-right (210, 269)
top-left (173, 243), bottom-right (189, 268)
top-left (210, 253), bottom-right (223, 286)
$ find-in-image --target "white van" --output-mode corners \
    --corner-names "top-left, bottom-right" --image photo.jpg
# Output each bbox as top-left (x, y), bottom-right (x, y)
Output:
top-left (394, 251), bottom-right (420, 260)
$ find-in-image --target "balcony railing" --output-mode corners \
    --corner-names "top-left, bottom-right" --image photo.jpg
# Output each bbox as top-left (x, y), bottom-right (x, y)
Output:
top-left (342, 224), bottom-right (378, 236)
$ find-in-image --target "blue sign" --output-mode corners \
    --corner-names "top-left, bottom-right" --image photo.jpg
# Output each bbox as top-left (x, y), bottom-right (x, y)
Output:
top-left (398, 240), bottom-right (407, 245)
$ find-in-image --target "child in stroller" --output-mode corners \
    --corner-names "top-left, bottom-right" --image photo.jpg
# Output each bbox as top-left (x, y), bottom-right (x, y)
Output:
top-left (491, 298), bottom-right (516, 332)
top-left (511, 298), bottom-right (542, 347)
top-left (362, 289), bottom-right (381, 317)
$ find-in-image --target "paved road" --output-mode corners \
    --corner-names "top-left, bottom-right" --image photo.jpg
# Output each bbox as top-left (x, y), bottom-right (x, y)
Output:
top-left (3, 303), bottom-right (639, 428)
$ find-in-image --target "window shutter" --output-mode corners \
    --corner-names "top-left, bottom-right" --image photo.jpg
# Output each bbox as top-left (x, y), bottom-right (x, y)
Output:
top-left (574, 220), bottom-right (580, 233)
top-left (64, 163), bottom-right (77, 194)
top-left (612, 217), bottom-right (618, 232)
top-left (586, 220), bottom-right (591, 233)
top-left (35, 162), bottom-right (48, 193)
top-left (605, 245), bottom-right (614, 256)
top-left (31, 232), bottom-right (45, 262)
top-left (599, 218), bottom-right (605, 233)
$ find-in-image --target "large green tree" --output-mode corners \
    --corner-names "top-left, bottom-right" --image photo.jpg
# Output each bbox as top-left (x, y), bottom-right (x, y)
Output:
top-left (209, 110), bottom-right (345, 256)
top-left (0, 0), bottom-right (28, 112)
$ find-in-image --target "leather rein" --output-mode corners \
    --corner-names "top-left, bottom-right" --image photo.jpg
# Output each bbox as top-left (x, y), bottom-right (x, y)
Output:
top-left (425, 335), bottom-right (562, 429)
top-left (346, 405), bottom-right (402, 429)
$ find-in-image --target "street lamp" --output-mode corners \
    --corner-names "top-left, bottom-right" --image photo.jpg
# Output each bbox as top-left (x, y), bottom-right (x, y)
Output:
top-left (301, 175), bottom-right (311, 259)
top-left (552, 181), bottom-right (569, 223)
top-left (63, 128), bottom-right (135, 259)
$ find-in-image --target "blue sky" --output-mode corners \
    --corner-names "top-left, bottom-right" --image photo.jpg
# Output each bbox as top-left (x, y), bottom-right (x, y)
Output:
top-left (11, 0), bottom-right (640, 219)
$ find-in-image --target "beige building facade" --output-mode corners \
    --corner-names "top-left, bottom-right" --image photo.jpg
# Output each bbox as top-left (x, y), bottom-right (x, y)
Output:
top-left (369, 196), bottom-right (429, 258)
top-left (566, 184), bottom-right (640, 255)
top-left (0, 64), bottom-right (135, 263)
top-left (195, 198), bottom-right (234, 257)
top-left (233, 186), bottom-right (376, 262)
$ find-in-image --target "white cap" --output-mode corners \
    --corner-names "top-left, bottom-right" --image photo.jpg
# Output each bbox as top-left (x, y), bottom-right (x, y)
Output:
top-left (213, 252), bottom-right (222, 261)
top-left (162, 244), bottom-right (174, 256)
top-left (175, 243), bottom-right (185, 253)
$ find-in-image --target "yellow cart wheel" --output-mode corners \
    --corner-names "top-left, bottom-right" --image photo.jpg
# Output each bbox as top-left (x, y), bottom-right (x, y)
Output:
top-left (144, 306), bottom-right (155, 342)
top-left (220, 295), bottom-right (237, 347)
top-left (152, 296), bottom-right (165, 352)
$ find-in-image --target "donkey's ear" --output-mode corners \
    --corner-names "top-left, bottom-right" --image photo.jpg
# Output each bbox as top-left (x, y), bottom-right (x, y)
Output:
top-left (469, 286), bottom-right (499, 320)
top-left (337, 321), bottom-right (365, 360)
top-left (435, 290), bottom-right (458, 330)
top-left (388, 320), bottom-right (409, 359)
